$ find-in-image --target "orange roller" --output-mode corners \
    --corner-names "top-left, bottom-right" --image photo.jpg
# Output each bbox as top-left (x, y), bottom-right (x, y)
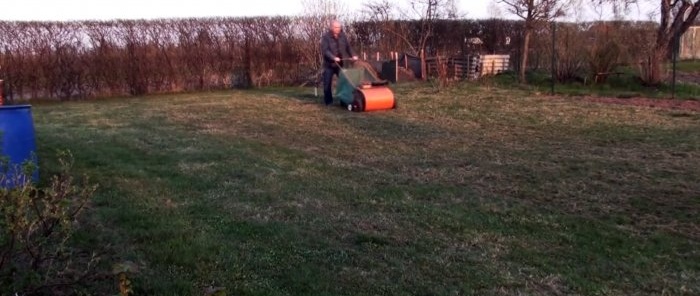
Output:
top-left (334, 60), bottom-right (397, 112)
top-left (353, 87), bottom-right (395, 112)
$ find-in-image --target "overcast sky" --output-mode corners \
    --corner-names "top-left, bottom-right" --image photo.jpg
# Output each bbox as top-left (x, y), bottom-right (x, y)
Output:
top-left (3, 0), bottom-right (658, 22)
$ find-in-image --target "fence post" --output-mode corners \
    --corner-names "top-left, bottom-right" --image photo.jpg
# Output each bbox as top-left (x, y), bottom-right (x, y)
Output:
top-left (0, 80), bottom-right (4, 106)
top-left (395, 52), bottom-right (399, 83)
top-left (420, 49), bottom-right (426, 80)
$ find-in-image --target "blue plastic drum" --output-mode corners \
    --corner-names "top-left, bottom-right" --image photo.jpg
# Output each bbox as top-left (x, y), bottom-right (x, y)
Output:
top-left (0, 105), bottom-right (39, 189)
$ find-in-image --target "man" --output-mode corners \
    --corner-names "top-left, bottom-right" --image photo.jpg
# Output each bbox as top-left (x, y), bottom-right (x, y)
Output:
top-left (320, 20), bottom-right (358, 106)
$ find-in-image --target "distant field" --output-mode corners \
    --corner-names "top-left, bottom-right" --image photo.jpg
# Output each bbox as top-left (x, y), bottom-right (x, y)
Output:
top-left (32, 83), bottom-right (699, 295)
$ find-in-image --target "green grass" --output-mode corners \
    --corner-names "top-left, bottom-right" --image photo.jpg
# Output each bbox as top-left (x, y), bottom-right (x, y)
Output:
top-left (673, 59), bottom-right (700, 73)
top-left (30, 83), bottom-right (700, 295)
top-left (491, 69), bottom-right (700, 99)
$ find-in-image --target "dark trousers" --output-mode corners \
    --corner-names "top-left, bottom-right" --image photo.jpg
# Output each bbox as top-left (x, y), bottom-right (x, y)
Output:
top-left (323, 65), bottom-right (340, 105)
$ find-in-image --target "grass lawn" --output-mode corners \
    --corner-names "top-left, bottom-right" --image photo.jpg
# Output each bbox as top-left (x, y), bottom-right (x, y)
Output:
top-left (491, 67), bottom-right (700, 100)
top-left (31, 82), bottom-right (699, 295)
top-left (673, 59), bottom-right (700, 74)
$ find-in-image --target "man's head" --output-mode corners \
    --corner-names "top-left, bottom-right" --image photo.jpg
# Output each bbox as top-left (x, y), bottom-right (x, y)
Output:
top-left (330, 20), bottom-right (342, 36)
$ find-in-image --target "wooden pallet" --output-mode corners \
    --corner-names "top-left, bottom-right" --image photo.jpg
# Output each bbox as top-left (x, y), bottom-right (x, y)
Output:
top-left (479, 55), bottom-right (510, 77)
top-left (425, 54), bottom-right (510, 80)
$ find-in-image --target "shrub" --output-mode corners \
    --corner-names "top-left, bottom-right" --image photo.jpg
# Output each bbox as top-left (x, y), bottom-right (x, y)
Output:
top-left (0, 150), bottom-right (99, 295)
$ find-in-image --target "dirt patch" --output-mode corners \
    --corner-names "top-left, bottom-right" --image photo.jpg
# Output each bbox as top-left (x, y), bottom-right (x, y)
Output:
top-left (579, 96), bottom-right (700, 112)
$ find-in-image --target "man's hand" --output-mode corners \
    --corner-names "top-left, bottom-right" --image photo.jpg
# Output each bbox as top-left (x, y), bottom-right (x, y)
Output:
top-left (334, 57), bottom-right (341, 62)
top-left (352, 56), bottom-right (358, 61)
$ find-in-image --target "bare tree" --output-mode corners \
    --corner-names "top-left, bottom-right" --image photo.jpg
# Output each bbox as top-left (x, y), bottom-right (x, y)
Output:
top-left (647, 0), bottom-right (700, 84)
top-left (497, 0), bottom-right (574, 83)
top-left (403, 0), bottom-right (461, 55)
top-left (362, 0), bottom-right (460, 55)
top-left (588, 0), bottom-right (641, 19)
top-left (361, 0), bottom-right (409, 54)
top-left (299, 0), bottom-right (349, 68)
top-left (592, 0), bottom-right (700, 85)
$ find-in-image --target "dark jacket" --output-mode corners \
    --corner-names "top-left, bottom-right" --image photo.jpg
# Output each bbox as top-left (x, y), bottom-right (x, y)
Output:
top-left (320, 31), bottom-right (356, 68)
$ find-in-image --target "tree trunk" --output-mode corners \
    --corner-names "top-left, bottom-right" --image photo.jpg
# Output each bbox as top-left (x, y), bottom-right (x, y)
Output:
top-left (642, 0), bottom-right (700, 85)
top-left (645, 45), bottom-right (669, 86)
top-left (519, 29), bottom-right (531, 84)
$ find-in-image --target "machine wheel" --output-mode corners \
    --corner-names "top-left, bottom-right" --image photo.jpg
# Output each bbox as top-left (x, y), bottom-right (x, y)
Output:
top-left (352, 91), bottom-right (365, 112)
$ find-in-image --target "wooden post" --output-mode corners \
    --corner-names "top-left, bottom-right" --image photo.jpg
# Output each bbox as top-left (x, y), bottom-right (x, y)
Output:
top-left (376, 52), bottom-right (380, 61)
top-left (404, 53), bottom-right (408, 69)
top-left (395, 52), bottom-right (399, 83)
top-left (363, 52), bottom-right (367, 61)
top-left (0, 80), bottom-right (4, 106)
top-left (420, 49), bottom-right (426, 80)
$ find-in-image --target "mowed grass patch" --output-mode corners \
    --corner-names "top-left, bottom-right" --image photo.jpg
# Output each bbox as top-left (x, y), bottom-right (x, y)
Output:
top-left (31, 84), bottom-right (699, 295)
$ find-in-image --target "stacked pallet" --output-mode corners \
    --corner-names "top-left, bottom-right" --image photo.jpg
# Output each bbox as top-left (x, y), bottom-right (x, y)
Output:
top-left (479, 55), bottom-right (510, 77)
top-left (425, 54), bottom-right (510, 80)
top-left (451, 57), bottom-right (477, 80)
top-left (425, 56), bottom-right (468, 79)
top-left (424, 57), bottom-right (444, 78)
top-left (465, 55), bottom-right (481, 80)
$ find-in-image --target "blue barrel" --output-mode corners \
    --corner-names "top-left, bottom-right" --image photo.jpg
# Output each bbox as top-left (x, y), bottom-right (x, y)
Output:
top-left (0, 105), bottom-right (39, 189)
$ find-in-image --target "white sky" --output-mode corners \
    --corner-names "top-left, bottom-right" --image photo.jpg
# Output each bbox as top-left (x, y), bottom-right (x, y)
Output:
top-left (2, 0), bottom-right (657, 22)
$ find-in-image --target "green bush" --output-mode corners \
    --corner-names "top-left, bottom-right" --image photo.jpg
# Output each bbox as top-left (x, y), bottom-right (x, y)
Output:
top-left (0, 150), bottom-right (99, 295)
